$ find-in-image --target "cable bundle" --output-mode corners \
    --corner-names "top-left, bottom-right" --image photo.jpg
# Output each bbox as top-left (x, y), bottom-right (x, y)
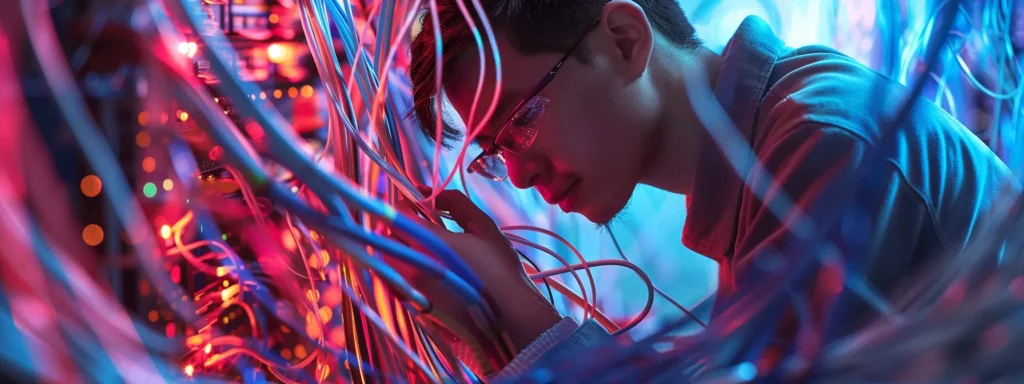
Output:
top-left (2, 0), bottom-right (1022, 383)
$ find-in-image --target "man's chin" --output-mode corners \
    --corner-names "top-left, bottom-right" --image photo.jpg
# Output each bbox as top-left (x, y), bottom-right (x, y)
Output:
top-left (580, 200), bottom-right (631, 231)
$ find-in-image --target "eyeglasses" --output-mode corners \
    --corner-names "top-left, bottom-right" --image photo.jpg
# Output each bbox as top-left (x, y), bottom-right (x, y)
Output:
top-left (468, 27), bottom-right (595, 181)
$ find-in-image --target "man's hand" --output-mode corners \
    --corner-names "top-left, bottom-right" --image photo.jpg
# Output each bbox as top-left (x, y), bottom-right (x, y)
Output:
top-left (390, 188), bottom-right (561, 375)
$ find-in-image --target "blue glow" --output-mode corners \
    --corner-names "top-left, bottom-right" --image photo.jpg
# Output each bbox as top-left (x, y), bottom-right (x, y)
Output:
top-left (735, 362), bottom-right (758, 381)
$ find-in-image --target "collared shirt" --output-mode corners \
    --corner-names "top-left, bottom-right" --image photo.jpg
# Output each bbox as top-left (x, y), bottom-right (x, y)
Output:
top-left (493, 16), bottom-right (1020, 382)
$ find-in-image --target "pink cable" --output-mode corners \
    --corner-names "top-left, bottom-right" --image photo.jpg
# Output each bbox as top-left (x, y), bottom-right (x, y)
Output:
top-left (506, 233), bottom-right (592, 321)
top-left (424, 0), bottom-right (504, 201)
top-left (528, 259), bottom-right (655, 335)
top-left (520, 261), bottom-right (619, 333)
top-left (503, 226), bottom-right (598, 322)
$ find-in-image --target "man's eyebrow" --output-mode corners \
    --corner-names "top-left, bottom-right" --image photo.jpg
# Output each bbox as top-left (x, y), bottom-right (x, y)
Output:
top-left (470, 92), bottom-right (520, 145)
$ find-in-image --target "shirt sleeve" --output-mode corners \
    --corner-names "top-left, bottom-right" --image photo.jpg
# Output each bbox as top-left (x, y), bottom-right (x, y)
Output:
top-left (488, 318), bottom-right (611, 381)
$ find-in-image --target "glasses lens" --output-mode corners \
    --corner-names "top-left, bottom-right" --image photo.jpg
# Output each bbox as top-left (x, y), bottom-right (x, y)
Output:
top-left (468, 152), bottom-right (508, 181)
top-left (495, 97), bottom-right (549, 154)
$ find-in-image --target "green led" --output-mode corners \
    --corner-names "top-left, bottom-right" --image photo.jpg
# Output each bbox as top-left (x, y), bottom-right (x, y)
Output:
top-left (143, 182), bottom-right (157, 198)
top-left (221, 234), bottom-right (228, 240)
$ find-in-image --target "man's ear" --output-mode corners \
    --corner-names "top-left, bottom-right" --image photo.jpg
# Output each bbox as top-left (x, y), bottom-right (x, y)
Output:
top-left (597, 0), bottom-right (654, 79)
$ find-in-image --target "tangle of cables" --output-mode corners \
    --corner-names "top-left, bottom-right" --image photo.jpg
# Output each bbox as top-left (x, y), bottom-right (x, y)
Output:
top-left (1, 0), bottom-right (1022, 383)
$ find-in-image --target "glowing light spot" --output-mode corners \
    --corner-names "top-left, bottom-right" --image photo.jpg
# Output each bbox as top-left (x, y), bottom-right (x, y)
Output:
top-left (300, 85), bottom-right (314, 98)
top-left (170, 265), bottom-right (180, 284)
top-left (294, 345), bottom-right (308, 359)
top-left (160, 225), bottom-right (171, 239)
top-left (160, 113), bottom-right (169, 124)
top-left (178, 111), bottom-right (189, 122)
top-left (282, 231), bottom-right (297, 251)
top-left (163, 179), bottom-right (174, 191)
top-left (288, 87), bottom-right (298, 98)
top-left (267, 43), bottom-right (286, 63)
top-left (208, 146), bottom-right (224, 161)
top-left (328, 327), bottom-right (346, 346)
top-left (138, 111), bottom-right (151, 126)
top-left (214, 97), bottom-right (219, 103)
top-left (142, 157), bottom-right (156, 172)
top-left (204, 344), bottom-right (212, 354)
top-left (318, 365), bottom-right (330, 382)
top-left (222, 317), bottom-right (229, 324)
top-left (184, 364), bottom-right (194, 377)
top-left (319, 306), bottom-right (333, 323)
top-left (165, 323), bottom-right (176, 338)
top-left (305, 313), bottom-right (322, 339)
top-left (322, 287), bottom-right (343, 307)
top-left (269, 14), bottom-right (280, 24)
top-left (177, 42), bottom-right (190, 55)
top-left (259, 91), bottom-right (267, 100)
top-left (221, 234), bottom-right (228, 240)
top-left (80, 175), bottom-right (102, 197)
top-left (222, 280), bottom-right (229, 288)
top-left (136, 132), bottom-right (151, 147)
top-left (290, 185), bottom-right (299, 193)
top-left (244, 121), bottom-right (264, 139)
top-left (186, 42), bottom-right (198, 58)
top-left (148, 310), bottom-right (159, 322)
top-left (82, 224), bottom-right (104, 246)
top-left (143, 182), bottom-right (158, 198)
top-left (735, 362), bottom-right (757, 381)
top-left (281, 348), bottom-right (293, 360)
top-left (273, 89), bottom-right (282, 99)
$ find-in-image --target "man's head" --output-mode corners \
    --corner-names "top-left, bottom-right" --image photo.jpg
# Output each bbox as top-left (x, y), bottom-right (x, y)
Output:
top-left (410, 0), bottom-right (701, 224)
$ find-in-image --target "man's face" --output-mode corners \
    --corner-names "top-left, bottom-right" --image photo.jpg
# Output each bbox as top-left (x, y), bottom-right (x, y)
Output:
top-left (443, 35), bottom-right (659, 224)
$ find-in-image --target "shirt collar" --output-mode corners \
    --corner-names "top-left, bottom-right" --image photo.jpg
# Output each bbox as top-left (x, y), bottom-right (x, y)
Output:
top-left (682, 16), bottom-right (784, 260)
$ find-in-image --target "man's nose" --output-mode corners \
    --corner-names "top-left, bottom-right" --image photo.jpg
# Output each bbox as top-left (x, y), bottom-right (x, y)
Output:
top-left (506, 155), bottom-right (544, 190)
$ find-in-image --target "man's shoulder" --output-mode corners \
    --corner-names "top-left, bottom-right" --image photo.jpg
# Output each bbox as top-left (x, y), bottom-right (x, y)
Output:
top-left (756, 45), bottom-right (977, 153)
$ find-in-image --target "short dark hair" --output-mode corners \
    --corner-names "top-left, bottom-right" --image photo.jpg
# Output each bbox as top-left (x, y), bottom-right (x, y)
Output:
top-left (408, 0), bottom-right (701, 147)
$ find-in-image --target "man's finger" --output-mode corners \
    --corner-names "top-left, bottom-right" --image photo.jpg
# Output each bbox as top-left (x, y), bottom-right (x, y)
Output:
top-left (392, 199), bottom-right (452, 245)
top-left (431, 189), bottom-right (505, 243)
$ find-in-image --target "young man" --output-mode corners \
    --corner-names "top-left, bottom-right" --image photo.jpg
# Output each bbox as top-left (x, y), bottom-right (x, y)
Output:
top-left (398, 0), bottom-right (1020, 380)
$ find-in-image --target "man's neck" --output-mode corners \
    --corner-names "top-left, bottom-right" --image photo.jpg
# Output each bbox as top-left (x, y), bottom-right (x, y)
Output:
top-left (639, 46), bottom-right (723, 196)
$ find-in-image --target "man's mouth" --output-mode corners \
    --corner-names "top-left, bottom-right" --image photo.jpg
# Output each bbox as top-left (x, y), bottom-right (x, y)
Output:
top-left (556, 180), bottom-right (580, 213)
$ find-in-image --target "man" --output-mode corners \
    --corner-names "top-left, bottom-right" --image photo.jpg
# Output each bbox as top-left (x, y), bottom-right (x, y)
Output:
top-left (396, 0), bottom-right (1019, 380)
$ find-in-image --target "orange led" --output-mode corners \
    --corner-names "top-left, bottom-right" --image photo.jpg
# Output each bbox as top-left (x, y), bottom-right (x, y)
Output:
top-left (178, 111), bottom-right (189, 122)
top-left (82, 224), bottom-right (104, 246)
top-left (294, 345), bottom-right (308, 359)
top-left (184, 365), bottom-right (194, 377)
top-left (269, 14), bottom-right (280, 24)
top-left (136, 132), bottom-right (151, 147)
top-left (138, 111), bottom-right (151, 126)
top-left (80, 175), bottom-right (102, 197)
top-left (273, 89), bottom-right (282, 99)
top-left (300, 85), bottom-right (314, 98)
top-left (142, 157), bottom-right (156, 172)
top-left (288, 87), bottom-right (298, 98)
top-left (204, 344), bottom-right (212, 354)
top-left (148, 310), bottom-right (159, 322)
top-left (160, 225), bottom-right (171, 240)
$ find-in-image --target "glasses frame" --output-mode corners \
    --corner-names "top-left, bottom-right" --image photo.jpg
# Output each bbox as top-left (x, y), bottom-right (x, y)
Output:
top-left (468, 25), bottom-right (596, 181)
